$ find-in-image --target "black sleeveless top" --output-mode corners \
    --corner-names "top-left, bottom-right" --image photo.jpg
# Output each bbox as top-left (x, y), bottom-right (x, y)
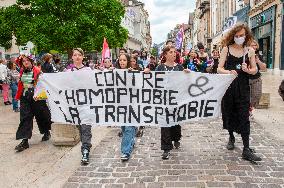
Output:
top-left (224, 47), bottom-right (250, 79)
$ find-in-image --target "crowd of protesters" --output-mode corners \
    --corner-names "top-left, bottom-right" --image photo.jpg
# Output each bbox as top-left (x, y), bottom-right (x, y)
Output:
top-left (1, 22), bottom-right (277, 166)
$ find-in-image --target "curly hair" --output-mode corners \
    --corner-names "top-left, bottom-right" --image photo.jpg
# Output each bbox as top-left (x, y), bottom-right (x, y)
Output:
top-left (221, 22), bottom-right (254, 48)
top-left (18, 54), bottom-right (35, 67)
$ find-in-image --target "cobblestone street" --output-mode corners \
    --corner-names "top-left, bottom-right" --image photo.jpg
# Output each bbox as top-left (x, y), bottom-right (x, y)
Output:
top-left (65, 120), bottom-right (284, 188)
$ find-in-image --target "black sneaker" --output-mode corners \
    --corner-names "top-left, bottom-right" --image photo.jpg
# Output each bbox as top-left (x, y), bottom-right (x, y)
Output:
top-left (14, 108), bottom-right (20, 112)
top-left (81, 149), bottom-right (89, 165)
top-left (161, 150), bottom-right (170, 160)
top-left (242, 148), bottom-right (262, 162)
top-left (118, 131), bottom-right (123, 137)
top-left (121, 154), bottom-right (129, 162)
top-left (4, 101), bottom-right (11, 105)
top-left (174, 141), bottom-right (180, 149)
top-left (136, 129), bottom-right (143, 137)
top-left (15, 139), bottom-right (29, 152)
top-left (226, 137), bottom-right (235, 150)
top-left (42, 131), bottom-right (51, 141)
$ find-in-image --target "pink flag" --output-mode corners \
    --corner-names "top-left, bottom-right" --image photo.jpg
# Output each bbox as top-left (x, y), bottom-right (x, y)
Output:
top-left (101, 38), bottom-right (110, 67)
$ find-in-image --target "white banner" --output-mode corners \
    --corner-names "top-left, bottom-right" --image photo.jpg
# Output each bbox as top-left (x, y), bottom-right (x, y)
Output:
top-left (40, 70), bottom-right (235, 127)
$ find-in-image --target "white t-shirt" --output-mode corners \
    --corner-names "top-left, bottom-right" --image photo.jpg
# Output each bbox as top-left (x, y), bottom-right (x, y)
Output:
top-left (0, 64), bottom-right (8, 81)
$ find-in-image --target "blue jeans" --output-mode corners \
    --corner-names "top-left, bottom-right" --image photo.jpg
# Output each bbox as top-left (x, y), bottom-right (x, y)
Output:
top-left (10, 82), bottom-right (18, 110)
top-left (121, 126), bottom-right (136, 156)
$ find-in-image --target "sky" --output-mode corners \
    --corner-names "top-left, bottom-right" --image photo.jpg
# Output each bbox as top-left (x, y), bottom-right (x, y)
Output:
top-left (140, 0), bottom-right (196, 45)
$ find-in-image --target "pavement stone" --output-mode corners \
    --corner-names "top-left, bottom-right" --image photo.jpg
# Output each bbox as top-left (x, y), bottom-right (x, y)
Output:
top-left (0, 95), bottom-right (111, 188)
top-left (65, 119), bottom-right (284, 188)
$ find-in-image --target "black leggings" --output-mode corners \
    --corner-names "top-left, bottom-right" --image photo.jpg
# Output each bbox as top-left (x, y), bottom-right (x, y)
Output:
top-left (229, 131), bottom-right (249, 149)
top-left (16, 90), bottom-right (52, 140)
top-left (161, 125), bottom-right (181, 151)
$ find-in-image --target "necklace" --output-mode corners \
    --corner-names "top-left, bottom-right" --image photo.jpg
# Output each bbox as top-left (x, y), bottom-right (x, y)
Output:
top-left (164, 64), bottom-right (176, 71)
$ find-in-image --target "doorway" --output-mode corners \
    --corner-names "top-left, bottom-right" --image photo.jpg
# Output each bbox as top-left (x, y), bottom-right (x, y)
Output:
top-left (258, 37), bottom-right (272, 69)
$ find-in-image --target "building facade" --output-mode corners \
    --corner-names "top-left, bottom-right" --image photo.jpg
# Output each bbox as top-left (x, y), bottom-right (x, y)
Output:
top-left (209, 0), bottom-right (250, 50)
top-left (193, 0), bottom-right (211, 50)
top-left (249, 0), bottom-right (284, 74)
top-left (121, 0), bottom-right (151, 53)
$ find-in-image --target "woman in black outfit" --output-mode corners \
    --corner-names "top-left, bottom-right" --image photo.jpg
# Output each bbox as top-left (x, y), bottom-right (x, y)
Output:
top-left (145, 45), bottom-right (190, 160)
top-left (217, 23), bottom-right (261, 162)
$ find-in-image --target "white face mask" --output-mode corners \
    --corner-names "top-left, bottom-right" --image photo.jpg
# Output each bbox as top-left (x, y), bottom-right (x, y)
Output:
top-left (234, 36), bottom-right (246, 45)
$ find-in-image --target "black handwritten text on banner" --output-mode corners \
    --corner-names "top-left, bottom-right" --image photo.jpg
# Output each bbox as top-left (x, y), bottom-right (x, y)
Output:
top-left (40, 70), bottom-right (235, 127)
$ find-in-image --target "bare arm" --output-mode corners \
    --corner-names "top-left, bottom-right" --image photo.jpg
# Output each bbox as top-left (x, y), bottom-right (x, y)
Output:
top-left (256, 55), bottom-right (267, 71)
top-left (244, 47), bottom-right (257, 75)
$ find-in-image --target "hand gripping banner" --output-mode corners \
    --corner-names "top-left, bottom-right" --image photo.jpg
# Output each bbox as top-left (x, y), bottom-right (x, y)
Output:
top-left (40, 70), bottom-right (235, 127)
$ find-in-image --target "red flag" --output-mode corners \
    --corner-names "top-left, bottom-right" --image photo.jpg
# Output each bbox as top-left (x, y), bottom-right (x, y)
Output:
top-left (101, 38), bottom-right (110, 67)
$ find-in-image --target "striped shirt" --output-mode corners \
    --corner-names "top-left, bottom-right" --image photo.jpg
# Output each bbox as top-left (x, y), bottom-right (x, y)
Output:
top-left (21, 71), bottom-right (34, 90)
top-left (8, 69), bottom-right (20, 83)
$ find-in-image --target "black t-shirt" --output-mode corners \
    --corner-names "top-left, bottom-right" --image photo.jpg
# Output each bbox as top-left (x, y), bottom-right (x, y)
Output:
top-left (212, 58), bottom-right (219, 74)
top-left (41, 62), bottom-right (54, 73)
top-left (147, 63), bottom-right (157, 71)
top-left (155, 64), bottom-right (183, 71)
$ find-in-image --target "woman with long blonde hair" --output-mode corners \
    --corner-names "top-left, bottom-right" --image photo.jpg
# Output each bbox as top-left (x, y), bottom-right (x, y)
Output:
top-left (217, 23), bottom-right (262, 162)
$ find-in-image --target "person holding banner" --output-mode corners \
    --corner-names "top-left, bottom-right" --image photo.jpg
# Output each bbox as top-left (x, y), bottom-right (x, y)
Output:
top-left (160, 40), bottom-right (181, 64)
top-left (218, 23), bottom-right (262, 162)
top-left (66, 48), bottom-right (92, 165)
top-left (147, 45), bottom-right (190, 160)
top-left (117, 53), bottom-right (137, 161)
top-left (129, 56), bottom-right (145, 137)
top-left (14, 54), bottom-right (52, 152)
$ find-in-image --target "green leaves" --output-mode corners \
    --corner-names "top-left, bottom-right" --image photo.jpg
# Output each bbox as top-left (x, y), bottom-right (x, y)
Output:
top-left (0, 0), bottom-right (128, 53)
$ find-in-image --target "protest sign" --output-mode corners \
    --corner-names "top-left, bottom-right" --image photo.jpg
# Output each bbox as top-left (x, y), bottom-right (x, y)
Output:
top-left (40, 70), bottom-right (235, 127)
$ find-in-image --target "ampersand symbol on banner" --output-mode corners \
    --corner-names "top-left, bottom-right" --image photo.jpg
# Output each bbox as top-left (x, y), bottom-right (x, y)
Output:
top-left (188, 76), bottom-right (214, 97)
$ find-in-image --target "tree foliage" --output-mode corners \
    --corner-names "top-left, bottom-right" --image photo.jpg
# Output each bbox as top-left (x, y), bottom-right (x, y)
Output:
top-left (151, 47), bottom-right (158, 57)
top-left (0, 0), bottom-right (128, 53)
